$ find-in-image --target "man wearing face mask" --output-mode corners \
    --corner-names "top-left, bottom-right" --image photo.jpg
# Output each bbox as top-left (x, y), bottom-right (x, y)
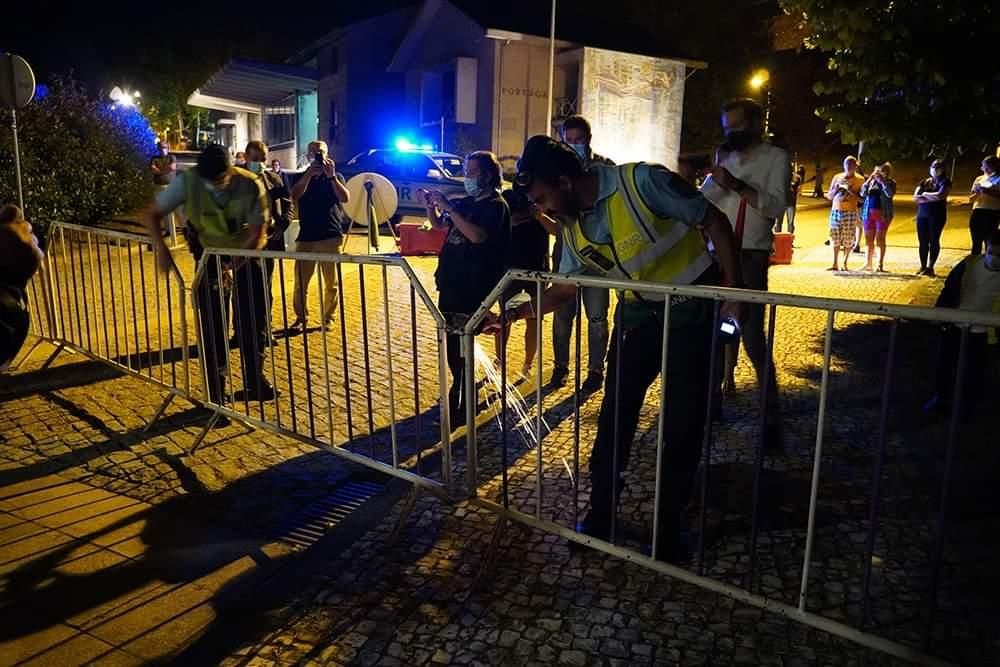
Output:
top-left (550, 115), bottom-right (615, 391)
top-left (426, 150), bottom-right (510, 424)
top-left (490, 136), bottom-right (746, 561)
top-left (701, 98), bottom-right (790, 451)
top-left (145, 144), bottom-right (275, 422)
top-left (925, 229), bottom-right (1000, 420)
top-left (243, 141), bottom-right (292, 346)
top-left (289, 140), bottom-right (350, 332)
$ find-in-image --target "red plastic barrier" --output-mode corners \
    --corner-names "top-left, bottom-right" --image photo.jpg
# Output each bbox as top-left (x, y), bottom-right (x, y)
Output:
top-left (771, 232), bottom-right (794, 265)
top-left (398, 222), bottom-right (447, 256)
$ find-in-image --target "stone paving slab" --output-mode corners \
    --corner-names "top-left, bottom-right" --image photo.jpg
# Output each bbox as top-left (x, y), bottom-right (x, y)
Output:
top-left (1, 204), bottom-right (997, 665)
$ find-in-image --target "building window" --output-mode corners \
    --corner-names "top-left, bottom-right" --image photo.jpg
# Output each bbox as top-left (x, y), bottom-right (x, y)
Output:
top-left (263, 96), bottom-right (295, 146)
top-left (328, 99), bottom-right (339, 143)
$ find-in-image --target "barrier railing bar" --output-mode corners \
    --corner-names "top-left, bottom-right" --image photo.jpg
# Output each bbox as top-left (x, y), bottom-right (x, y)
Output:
top-left (152, 242), bottom-right (165, 385)
top-left (261, 257), bottom-right (282, 429)
top-left (651, 295), bottom-right (672, 561)
top-left (698, 301), bottom-right (722, 575)
top-left (358, 264), bottom-right (376, 458)
top-left (277, 258), bottom-right (297, 429)
top-left (436, 325), bottom-right (453, 495)
top-left (137, 243), bottom-right (154, 380)
top-left (66, 228), bottom-right (84, 346)
top-left (499, 308), bottom-right (509, 507)
top-left (164, 253), bottom-right (177, 391)
top-left (244, 257), bottom-right (266, 420)
top-left (336, 262), bottom-right (355, 444)
top-left (316, 264), bottom-right (335, 445)
top-left (127, 239), bottom-right (144, 375)
top-left (609, 307), bottom-right (624, 544)
top-left (464, 329), bottom-right (478, 496)
top-left (799, 309), bottom-right (836, 612)
top-left (410, 285), bottom-right (423, 475)
top-left (535, 279), bottom-right (543, 520)
top-left (859, 318), bottom-right (898, 629)
top-left (78, 232), bottom-right (94, 354)
top-left (115, 239), bottom-right (132, 371)
top-left (748, 303), bottom-right (778, 591)
top-left (572, 286), bottom-right (582, 530)
top-left (297, 260), bottom-right (316, 439)
top-left (89, 232), bottom-right (111, 362)
top-left (923, 325), bottom-right (969, 651)
top-left (53, 229), bottom-right (68, 343)
top-left (464, 270), bottom-right (1000, 332)
top-left (382, 265), bottom-right (399, 468)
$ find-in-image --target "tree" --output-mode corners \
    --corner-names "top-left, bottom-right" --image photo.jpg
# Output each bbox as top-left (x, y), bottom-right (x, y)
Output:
top-left (0, 77), bottom-right (156, 240)
top-left (779, 0), bottom-right (1000, 158)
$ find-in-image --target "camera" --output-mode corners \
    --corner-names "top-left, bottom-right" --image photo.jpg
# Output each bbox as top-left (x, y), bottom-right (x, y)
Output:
top-left (502, 188), bottom-right (532, 214)
top-left (313, 152), bottom-right (325, 167)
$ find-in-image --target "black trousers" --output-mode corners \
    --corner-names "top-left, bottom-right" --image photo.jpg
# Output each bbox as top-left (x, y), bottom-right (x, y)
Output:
top-left (589, 304), bottom-right (714, 545)
top-left (439, 292), bottom-right (483, 419)
top-left (916, 215), bottom-right (946, 269)
top-left (969, 209), bottom-right (1000, 255)
top-left (935, 326), bottom-right (988, 414)
top-left (196, 258), bottom-right (270, 401)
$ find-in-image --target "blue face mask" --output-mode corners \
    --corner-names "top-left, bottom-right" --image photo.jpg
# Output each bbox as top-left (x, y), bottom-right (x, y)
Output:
top-left (569, 143), bottom-right (588, 159)
top-left (247, 161), bottom-right (263, 174)
top-left (464, 177), bottom-right (482, 197)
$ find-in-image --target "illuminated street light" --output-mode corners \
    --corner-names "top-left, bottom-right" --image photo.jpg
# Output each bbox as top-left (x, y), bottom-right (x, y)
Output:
top-left (749, 69), bottom-right (772, 135)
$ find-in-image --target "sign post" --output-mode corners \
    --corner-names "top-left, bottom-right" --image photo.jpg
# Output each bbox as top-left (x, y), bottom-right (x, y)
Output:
top-left (0, 53), bottom-right (37, 214)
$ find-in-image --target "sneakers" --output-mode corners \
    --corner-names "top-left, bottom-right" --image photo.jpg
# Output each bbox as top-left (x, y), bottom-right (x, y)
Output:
top-left (581, 370), bottom-right (604, 393)
top-left (233, 382), bottom-right (279, 402)
top-left (548, 366), bottom-right (569, 388)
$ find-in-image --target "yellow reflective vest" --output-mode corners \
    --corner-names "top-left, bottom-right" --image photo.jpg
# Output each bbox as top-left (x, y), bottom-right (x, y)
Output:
top-left (182, 167), bottom-right (266, 249)
top-left (562, 163), bottom-right (712, 302)
top-left (959, 254), bottom-right (1000, 344)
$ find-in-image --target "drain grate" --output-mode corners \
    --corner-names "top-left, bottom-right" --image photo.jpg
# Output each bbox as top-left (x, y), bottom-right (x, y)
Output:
top-left (273, 479), bottom-right (385, 549)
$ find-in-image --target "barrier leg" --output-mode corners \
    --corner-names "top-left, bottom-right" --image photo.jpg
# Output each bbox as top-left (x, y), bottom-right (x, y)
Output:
top-left (8, 338), bottom-right (45, 372)
top-left (472, 515), bottom-right (509, 592)
top-left (143, 393), bottom-right (176, 433)
top-left (387, 485), bottom-right (423, 546)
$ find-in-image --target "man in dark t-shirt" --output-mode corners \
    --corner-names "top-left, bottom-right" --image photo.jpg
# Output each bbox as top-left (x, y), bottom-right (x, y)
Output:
top-left (426, 150), bottom-right (510, 423)
top-left (289, 140), bottom-right (350, 330)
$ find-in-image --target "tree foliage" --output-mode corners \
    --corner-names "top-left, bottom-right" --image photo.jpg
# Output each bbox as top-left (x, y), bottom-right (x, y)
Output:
top-left (0, 77), bottom-right (156, 239)
top-left (779, 0), bottom-right (1000, 157)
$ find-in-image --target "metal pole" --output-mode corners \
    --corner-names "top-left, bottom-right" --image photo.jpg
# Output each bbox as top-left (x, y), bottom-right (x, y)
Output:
top-left (547, 0), bottom-right (557, 136)
top-left (10, 107), bottom-right (25, 212)
top-left (800, 309), bottom-right (836, 612)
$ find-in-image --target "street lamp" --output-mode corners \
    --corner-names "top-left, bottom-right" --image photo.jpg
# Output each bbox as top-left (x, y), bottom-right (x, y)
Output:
top-left (749, 69), bottom-right (771, 135)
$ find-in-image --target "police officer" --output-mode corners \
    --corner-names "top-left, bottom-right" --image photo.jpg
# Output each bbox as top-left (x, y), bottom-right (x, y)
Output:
top-left (492, 136), bottom-right (746, 560)
top-left (145, 144), bottom-right (276, 417)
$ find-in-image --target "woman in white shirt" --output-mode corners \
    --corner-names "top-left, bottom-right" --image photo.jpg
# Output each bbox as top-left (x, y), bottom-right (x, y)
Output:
top-left (968, 155), bottom-right (1000, 255)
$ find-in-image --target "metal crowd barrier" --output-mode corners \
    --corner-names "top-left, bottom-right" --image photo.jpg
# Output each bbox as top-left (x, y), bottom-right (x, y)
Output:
top-left (16, 222), bottom-right (191, 414)
top-left (16, 224), bottom-right (459, 498)
top-left (192, 247), bottom-right (457, 495)
top-left (462, 269), bottom-right (1000, 666)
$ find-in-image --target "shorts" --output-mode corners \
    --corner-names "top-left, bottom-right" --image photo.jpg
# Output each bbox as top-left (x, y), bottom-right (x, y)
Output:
top-left (830, 210), bottom-right (858, 249)
top-left (501, 280), bottom-right (542, 312)
top-left (863, 209), bottom-right (890, 233)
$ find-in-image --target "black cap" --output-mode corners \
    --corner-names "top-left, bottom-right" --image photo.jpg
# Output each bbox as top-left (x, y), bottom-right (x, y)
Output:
top-left (514, 135), bottom-right (580, 191)
top-left (197, 144), bottom-right (231, 181)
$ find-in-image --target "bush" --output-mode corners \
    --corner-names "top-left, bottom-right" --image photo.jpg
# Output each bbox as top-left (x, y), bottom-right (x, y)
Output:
top-left (0, 76), bottom-right (157, 242)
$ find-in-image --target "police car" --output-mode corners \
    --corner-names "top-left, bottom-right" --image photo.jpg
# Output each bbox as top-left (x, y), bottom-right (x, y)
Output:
top-left (338, 144), bottom-right (467, 221)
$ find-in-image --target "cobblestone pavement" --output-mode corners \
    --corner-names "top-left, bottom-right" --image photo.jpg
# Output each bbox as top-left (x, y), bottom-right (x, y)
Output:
top-left (3, 203), bottom-right (998, 665)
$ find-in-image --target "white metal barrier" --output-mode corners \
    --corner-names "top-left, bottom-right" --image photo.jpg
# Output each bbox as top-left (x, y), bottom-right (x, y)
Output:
top-left (462, 269), bottom-right (1000, 666)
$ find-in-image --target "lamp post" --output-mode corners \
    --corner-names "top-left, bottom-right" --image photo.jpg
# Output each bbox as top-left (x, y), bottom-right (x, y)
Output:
top-left (750, 69), bottom-right (771, 135)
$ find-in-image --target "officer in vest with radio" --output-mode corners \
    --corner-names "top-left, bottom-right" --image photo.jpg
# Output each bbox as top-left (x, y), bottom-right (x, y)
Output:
top-left (146, 144), bottom-right (277, 414)
top-left (490, 135), bottom-right (746, 561)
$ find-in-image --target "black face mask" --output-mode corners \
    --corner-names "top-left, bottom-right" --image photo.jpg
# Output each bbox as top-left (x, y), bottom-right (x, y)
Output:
top-left (724, 129), bottom-right (755, 152)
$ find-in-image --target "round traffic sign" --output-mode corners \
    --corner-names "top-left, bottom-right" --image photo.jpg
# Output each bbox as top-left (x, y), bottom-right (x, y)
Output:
top-left (0, 53), bottom-right (36, 109)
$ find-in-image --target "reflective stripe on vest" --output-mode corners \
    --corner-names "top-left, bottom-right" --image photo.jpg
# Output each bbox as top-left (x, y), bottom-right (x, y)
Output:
top-left (565, 163), bottom-right (711, 301)
top-left (183, 168), bottom-right (259, 249)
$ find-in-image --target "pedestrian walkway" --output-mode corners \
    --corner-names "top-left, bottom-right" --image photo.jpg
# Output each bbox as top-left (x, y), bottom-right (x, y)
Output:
top-left (1, 207), bottom-right (995, 665)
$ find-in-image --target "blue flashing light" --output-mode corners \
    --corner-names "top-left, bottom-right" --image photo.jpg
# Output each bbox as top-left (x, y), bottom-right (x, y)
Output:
top-left (394, 136), bottom-right (435, 152)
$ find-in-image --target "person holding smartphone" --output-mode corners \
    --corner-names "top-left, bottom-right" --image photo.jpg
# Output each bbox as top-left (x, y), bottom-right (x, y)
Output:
top-left (289, 140), bottom-right (350, 332)
top-left (424, 151), bottom-right (510, 425)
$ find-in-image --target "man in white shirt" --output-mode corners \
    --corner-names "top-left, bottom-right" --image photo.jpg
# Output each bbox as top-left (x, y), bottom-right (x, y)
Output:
top-left (701, 98), bottom-right (791, 450)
